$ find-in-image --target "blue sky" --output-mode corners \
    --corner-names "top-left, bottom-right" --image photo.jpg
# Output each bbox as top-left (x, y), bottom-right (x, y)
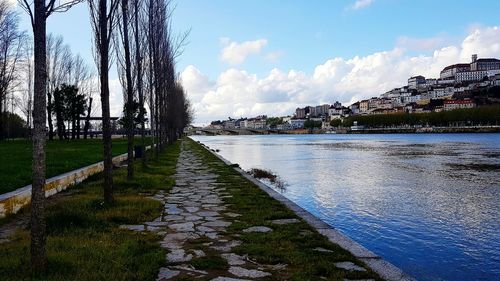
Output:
top-left (171, 0), bottom-right (500, 78)
top-left (15, 0), bottom-right (500, 123)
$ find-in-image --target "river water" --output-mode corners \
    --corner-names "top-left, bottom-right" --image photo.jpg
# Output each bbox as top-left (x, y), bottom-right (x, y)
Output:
top-left (191, 134), bottom-right (500, 281)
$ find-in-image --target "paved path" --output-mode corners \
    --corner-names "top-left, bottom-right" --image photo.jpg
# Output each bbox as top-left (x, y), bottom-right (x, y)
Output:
top-left (123, 142), bottom-right (277, 280)
top-left (121, 142), bottom-right (374, 280)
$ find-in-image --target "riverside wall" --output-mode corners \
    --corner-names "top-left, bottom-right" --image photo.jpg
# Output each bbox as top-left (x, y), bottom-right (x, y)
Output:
top-left (0, 153), bottom-right (128, 218)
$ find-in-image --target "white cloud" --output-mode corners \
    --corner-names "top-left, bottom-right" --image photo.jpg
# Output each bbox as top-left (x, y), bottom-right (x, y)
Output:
top-left (219, 38), bottom-right (268, 65)
top-left (348, 0), bottom-right (374, 10)
top-left (396, 35), bottom-right (450, 51)
top-left (265, 51), bottom-right (284, 63)
top-left (89, 78), bottom-right (124, 119)
top-left (460, 26), bottom-right (500, 60)
top-left (182, 26), bottom-right (500, 125)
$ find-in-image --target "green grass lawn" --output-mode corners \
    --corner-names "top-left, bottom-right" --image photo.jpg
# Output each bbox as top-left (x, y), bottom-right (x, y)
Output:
top-left (0, 138), bottom-right (151, 194)
top-left (0, 141), bottom-right (180, 281)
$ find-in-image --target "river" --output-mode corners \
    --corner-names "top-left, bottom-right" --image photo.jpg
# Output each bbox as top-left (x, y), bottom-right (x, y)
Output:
top-left (190, 133), bottom-right (500, 281)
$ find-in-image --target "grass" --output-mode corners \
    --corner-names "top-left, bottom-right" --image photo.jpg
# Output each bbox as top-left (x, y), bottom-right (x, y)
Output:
top-left (248, 167), bottom-right (287, 190)
top-left (191, 255), bottom-right (229, 271)
top-left (0, 141), bottom-right (180, 281)
top-left (0, 137), bottom-right (151, 194)
top-left (185, 138), bottom-right (382, 281)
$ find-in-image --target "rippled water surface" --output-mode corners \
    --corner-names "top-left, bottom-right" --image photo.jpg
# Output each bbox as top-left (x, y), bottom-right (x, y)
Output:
top-left (191, 134), bottom-right (500, 281)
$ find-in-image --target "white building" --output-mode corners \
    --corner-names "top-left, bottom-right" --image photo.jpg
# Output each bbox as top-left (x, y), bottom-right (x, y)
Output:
top-left (241, 119), bottom-right (266, 129)
top-left (223, 120), bottom-right (236, 129)
top-left (441, 55), bottom-right (500, 82)
top-left (330, 114), bottom-right (342, 120)
top-left (456, 70), bottom-right (488, 83)
top-left (408, 75), bottom-right (426, 89)
top-left (423, 79), bottom-right (437, 87)
top-left (277, 123), bottom-right (292, 130)
top-left (240, 120), bottom-right (249, 128)
top-left (316, 104), bottom-right (330, 116)
top-left (402, 94), bottom-right (421, 104)
top-left (349, 102), bottom-right (360, 114)
top-left (437, 78), bottom-right (455, 85)
top-left (470, 57), bottom-right (500, 71)
top-left (288, 119), bottom-right (306, 129)
top-left (328, 106), bottom-right (342, 116)
top-left (440, 63), bottom-right (470, 79)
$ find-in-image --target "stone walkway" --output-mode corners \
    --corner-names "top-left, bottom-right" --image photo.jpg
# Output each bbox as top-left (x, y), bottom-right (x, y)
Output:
top-left (121, 142), bottom-right (374, 280)
top-left (122, 143), bottom-right (275, 280)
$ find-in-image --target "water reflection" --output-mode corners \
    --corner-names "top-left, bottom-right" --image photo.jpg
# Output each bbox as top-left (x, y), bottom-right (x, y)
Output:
top-left (192, 134), bottom-right (500, 281)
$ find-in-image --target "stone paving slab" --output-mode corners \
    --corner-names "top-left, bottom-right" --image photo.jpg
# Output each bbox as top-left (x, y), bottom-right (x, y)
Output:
top-left (126, 142), bottom-right (278, 280)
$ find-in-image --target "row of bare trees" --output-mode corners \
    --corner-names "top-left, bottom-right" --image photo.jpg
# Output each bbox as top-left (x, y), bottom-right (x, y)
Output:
top-left (0, 1), bottom-right (26, 139)
top-left (113, 0), bottom-right (192, 178)
top-left (46, 34), bottom-right (95, 140)
top-left (0, 3), bottom-right (96, 140)
top-left (14, 0), bottom-right (192, 273)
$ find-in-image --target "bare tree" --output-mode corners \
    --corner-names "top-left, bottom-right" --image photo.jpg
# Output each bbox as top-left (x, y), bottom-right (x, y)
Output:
top-left (18, 0), bottom-right (83, 272)
top-left (115, 0), bottom-right (135, 179)
top-left (88, 0), bottom-right (120, 203)
top-left (46, 34), bottom-right (67, 139)
top-left (141, 0), bottom-right (189, 152)
top-left (132, 0), bottom-right (146, 165)
top-left (19, 43), bottom-right (34, 130)
top-left (70, 54), bottom-right (93, 138)
top-left (0, 2), bottom-right (25, 140)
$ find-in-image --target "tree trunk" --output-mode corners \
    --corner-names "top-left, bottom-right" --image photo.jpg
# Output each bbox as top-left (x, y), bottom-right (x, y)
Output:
top-left (134, 0), bottom-right (145, 166)
top-left (5, 98), bottom-right (10, 139)
top-left (46, 92), bottom-right (53, 140)
top-left (0, 95), bottom-right (3, 140)
top-left (31, 0), bottom-right (47, 272)
top-left (147, 0), bottom-right (157, 159)
top-left (83, 97), bottom-right (92, 139)
top-left (76, 116), bottom-right (81, 139)
top-left (65, 120), bottom-right (70, 139)
top-left (154, 86), bottom-right (159, 159)
top-left (121, 0), bottom-right (134, 179)
top-left (53, 91), bottom-right (64, 140)
top-left (99, 0), bottom-right (114, 204)
top-left (71, 114), bottom-right (76, 139)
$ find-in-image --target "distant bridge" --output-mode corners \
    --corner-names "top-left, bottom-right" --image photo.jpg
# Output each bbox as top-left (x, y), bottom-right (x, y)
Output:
top-left (186, 128), bottom-right (281, 136)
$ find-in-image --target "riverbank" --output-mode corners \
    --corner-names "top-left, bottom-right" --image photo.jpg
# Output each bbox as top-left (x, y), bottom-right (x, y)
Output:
top-left (192, 134), bottom-right (500, 280)
top-left (189, 125), bottom-right (500, 136)
top-left (192, 138), bottom-right (413, 281)
top-left (140, 138), bottom-right (384, 280)
top-left (300, 126), bottom-right (500, 134)
top-left (0, 138), bottom-right (405, 280)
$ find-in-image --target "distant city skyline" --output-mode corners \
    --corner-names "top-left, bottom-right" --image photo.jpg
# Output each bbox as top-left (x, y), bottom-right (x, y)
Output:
top-left (13, 0), bottom-right (500, 125)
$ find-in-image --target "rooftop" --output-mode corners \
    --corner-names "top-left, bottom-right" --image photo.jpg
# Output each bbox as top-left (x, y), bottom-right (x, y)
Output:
top-left (474, 58), bottom-right (500, 63)
top-left (441, 63), bottom-right (470, 73)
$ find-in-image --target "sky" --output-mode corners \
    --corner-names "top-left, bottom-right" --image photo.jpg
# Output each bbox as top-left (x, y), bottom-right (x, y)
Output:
top-left (13, 0), bottom-right (500, 125)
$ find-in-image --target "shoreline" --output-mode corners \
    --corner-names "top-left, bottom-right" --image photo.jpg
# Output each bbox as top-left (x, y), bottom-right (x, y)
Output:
top-left (190, 125), bottom-right (500, 136)
top-left (195, 138), bottom-right (415, 281)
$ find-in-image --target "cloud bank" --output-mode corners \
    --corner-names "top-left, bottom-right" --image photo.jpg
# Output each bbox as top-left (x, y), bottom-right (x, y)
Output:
top-left (182, 26), bottom-right (500, 125)
top-left (220, 38), bottom-right (268, 65)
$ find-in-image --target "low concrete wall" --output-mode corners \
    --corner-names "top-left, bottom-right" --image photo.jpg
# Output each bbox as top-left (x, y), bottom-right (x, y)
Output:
top-left (0, 153), bottom-right (129, 218)
top-left (200, 142), bottom-right (415, 281)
